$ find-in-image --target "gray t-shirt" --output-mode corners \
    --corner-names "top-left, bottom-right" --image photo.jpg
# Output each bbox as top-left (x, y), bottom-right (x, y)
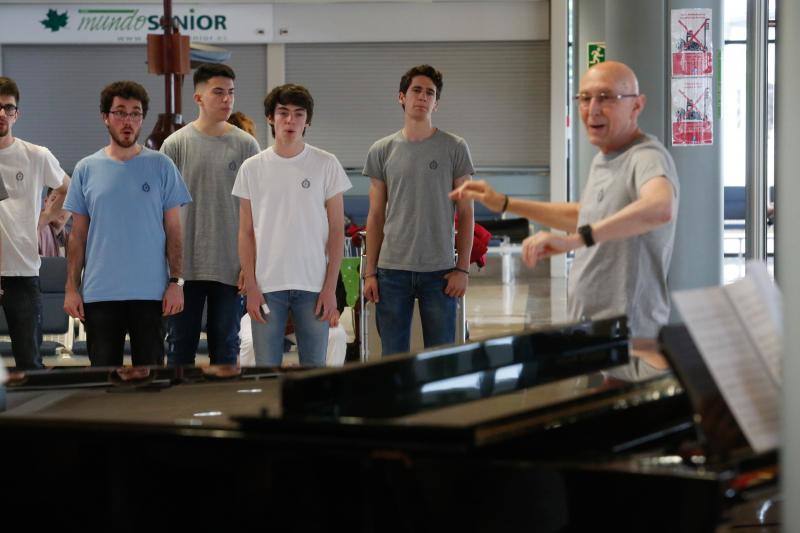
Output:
top-left (363, 129), bottom-right (474, 272)
top-left (568, 133), bottom-right (680, 339)
top-left (161, 123), bottom-right (260, 285)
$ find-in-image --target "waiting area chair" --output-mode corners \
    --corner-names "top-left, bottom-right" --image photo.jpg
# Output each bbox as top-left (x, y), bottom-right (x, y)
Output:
top-left (0, 256), bottom-right (72, 358)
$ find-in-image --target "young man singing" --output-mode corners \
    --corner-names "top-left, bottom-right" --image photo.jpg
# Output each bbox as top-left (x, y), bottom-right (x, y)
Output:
top-left (234, 84), bottom-right (351, 367)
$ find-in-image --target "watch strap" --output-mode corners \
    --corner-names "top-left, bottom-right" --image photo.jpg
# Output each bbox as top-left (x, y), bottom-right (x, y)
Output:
top-left (577, 224), bottom-right (596, 247)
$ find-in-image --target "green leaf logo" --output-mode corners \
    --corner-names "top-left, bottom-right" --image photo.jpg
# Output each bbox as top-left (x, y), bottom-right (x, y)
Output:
top-left (41, 9), bottom-right (69, 32)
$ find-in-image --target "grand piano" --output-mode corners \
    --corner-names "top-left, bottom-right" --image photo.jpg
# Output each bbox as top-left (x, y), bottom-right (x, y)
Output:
top-left (0, 317), bottom-right (778, 532)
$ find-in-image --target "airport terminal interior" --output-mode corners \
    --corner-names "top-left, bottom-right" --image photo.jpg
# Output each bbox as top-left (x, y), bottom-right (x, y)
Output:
top-left (0, 0), bottom-right (797, 531)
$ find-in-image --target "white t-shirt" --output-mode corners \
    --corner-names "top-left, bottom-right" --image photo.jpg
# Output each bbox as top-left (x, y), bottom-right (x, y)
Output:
top-left (232, 144), bottom-right (351, 293)
top-left (0, 139), bottom-right (65, 276)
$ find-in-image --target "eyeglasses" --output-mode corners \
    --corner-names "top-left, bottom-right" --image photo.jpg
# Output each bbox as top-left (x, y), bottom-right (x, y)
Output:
top-left (574, 93), bottom-right (639, 107)
top-left (108, 110), bottom-right (144, 122)
top-left (0, 103), bottom-right (18, 117)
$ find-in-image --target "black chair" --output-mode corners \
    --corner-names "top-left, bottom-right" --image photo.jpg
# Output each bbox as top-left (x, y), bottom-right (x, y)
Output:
top-left (0, 256), bottom-right (70, 358)
top-left (478, 217), bottom-right (530, 244)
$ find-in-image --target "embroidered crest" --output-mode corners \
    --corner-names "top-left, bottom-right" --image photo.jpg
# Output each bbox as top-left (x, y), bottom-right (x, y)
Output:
top-left (15, 171), bottom-right (23, 181)
top-left (228, 161), bottom-right (237, 171)
top-left (597, 189), bottom-right (604, 202)
top-left (301, 179), bottom-right (311, 189)
top-left (142, 182), bottom-right (151, 192)
top-left (429, 160), bottom-right (438, 170)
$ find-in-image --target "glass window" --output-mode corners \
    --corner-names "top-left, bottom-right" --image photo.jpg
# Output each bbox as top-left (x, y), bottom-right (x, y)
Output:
top-left (722, 0), bottom-right (776, 282)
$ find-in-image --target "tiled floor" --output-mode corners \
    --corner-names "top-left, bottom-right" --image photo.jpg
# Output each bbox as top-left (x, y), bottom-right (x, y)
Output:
top-left (466, 269), bottom-right (567, 340)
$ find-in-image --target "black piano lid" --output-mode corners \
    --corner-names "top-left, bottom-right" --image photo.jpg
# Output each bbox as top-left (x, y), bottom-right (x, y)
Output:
top-left (278, 316), bottom-right (630, 419)
top-left (233, 317), bottom-right (672, 452)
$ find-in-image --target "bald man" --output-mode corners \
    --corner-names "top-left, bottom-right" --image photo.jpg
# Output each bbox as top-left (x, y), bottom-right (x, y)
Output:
top-left (452, 62), bottom-right (679, 376)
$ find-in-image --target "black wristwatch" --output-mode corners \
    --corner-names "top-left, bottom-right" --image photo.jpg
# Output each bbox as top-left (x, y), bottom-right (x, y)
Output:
top-left (169, 277), bottom-right (185, 287)
top-left (577, 224), bottom-right (596, 247)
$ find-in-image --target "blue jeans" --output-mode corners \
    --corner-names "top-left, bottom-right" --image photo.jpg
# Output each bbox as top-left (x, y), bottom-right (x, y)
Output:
top-left (375, 268), bottom-right (457, 356)
top-left (167, 281), bottom-right (243, 366)
top-left (251, 290), bottom-right (328, 367)
top-left (0, 276), bottom-right (43, 370)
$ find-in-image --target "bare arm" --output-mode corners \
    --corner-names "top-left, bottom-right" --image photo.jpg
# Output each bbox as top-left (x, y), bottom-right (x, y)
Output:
top-left (521, 177), bottom-right (676, 267)
top-left (162, 206), bottom-right (184, 316)
top-left (316, 193), bottom-right (345, 326)
top-left (40, 174), bottom-right (71, 226)
top-left (64, 213), bottom-right (88, 320)
top-left (450, 179), bottom-right (581, 233)
top-left (323, 193), bottom-right (345, 293)
top-left (164, 207), bottom-right (183, 279)
top-left (238, 199), bottom-right (266, 323)
top-left (365, 178), bottom-right (387, 276)
top-left (363, 179), bottom-right (387, 303)
top-left (238, 199), bottom-right (258, 291)
top-left (453, 175), bottom-right (474, 271)
top-left (506, 198), bottom-right (581, 233)
top-left (443, 175), bottom-right (475, 298)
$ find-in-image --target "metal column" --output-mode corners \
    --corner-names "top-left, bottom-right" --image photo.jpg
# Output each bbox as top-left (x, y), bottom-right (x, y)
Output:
top-left (777, 0), bottom-right (800, 529)
top-left (745, 0), bottom-right (769, 263)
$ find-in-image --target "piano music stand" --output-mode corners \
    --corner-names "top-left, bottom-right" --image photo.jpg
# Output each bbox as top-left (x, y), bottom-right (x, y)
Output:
top-left (659, 324), bottom-right (753, 461)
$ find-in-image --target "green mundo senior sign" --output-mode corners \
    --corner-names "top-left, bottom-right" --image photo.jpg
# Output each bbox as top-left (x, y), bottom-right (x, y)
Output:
top-left (2, 3), bottom-right (273, 44)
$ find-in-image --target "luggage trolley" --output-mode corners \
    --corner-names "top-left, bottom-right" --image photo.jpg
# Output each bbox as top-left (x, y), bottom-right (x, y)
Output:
top-left (357, 232), bottom-right (467, 362)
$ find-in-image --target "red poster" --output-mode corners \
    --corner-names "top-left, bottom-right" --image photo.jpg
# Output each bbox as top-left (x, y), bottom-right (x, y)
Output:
top-left (672, 78), bottom-right (713, 146)
top-left (671, 9), bottom-right (713, 77)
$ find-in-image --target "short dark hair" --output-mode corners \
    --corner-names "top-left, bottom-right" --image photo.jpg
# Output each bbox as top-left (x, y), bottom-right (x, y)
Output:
top-left (0, 76), bottom-right (20, 104)
top-left (263, 84), bottom-right (314, 137)
top-left (193, 63), bottom-right (235, 88)
top-left (100, 81), bottom-right (149, 116)
top-left (399, 65), bottom-right (443, 100)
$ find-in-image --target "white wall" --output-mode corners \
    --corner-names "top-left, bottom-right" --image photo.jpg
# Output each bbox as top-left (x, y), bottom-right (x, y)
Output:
top-left (272, 2), bottom-right (548, 43)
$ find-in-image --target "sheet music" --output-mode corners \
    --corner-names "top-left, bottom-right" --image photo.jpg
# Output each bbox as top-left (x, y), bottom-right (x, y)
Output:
top-left (673, 265), bottom-right (781, 454)
top-left (724, 262), bottom-right (782, 386)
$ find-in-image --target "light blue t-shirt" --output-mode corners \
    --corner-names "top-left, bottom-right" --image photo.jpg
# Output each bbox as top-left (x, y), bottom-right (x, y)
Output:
top-left (64, 147), bottom-right (192, 303)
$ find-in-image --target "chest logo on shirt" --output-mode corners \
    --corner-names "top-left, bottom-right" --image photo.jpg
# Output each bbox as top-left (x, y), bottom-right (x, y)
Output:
top-left (142, 182), bottom-right (151, 192)
top-left (301, 179), bottom-right (311, 189)
top-left (228, 161), bottom-right (237, 171)
top-left (15, 171), bottom-right (23, 181)
top-left (597, 189), bottom-right (604, 202)
top-left (429, 160), bottom-right (438, 170)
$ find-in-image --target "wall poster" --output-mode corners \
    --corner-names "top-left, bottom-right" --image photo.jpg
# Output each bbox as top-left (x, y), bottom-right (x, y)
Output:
top-left (671, 8), bottom-right (714, 146)
top-left (672, 77), bottom-right (714, 146)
